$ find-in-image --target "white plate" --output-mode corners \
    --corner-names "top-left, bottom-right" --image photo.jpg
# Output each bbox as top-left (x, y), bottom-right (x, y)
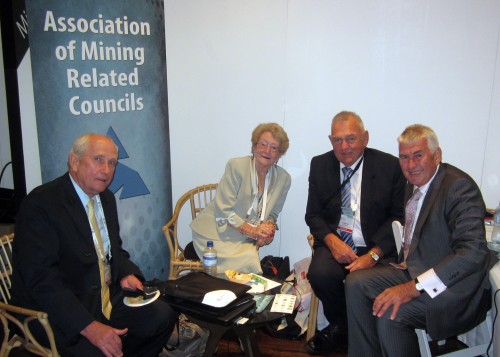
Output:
top-left (123, 290), bottom-right (160, 307)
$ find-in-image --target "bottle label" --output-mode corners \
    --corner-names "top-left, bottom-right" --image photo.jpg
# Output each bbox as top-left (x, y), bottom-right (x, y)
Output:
top-left (203, 255), bottom-right (217, 267)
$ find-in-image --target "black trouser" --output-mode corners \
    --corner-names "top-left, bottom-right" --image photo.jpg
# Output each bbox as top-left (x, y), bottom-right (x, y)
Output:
top-left (307, 245), bottom-right (368, 331)
top-left (31, 289), bottom-right (177, 357)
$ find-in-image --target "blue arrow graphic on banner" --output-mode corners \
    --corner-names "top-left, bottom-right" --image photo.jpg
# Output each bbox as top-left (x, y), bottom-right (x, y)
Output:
top-left (106, 127), bottom-right (150, 199)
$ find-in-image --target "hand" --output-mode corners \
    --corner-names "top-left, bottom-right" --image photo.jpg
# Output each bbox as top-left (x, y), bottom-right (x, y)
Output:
top-left (81, 321), bottom-right (128, 357)
top-left (324, 234), bottom-right (358, 264)
top-left (120, 274), bottom-right (143, 291)
top-left (255, 223), bottom-right (275, 247)
top-left (372, 280), bottom-right (420, 320)
top-left (346, 253), bottom-right (376, 272)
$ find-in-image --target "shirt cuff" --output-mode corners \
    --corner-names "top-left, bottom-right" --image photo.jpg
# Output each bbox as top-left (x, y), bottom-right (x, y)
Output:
top-left (418, 269), bottom-right (447, 298)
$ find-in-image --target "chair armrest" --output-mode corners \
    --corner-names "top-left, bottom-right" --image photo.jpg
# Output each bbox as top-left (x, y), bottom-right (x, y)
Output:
top-left (0, 301), bottom-right (58, 356)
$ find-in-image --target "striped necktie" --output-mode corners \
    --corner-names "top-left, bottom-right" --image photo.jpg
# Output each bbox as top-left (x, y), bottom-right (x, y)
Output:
top-left (339, 167), bottom-right (357, 252)
top-left (88, 198), bottom-right (112, 319)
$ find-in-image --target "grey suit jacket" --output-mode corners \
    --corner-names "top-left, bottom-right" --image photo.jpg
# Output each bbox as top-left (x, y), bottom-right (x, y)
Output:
top-left (406, 163), bottom-right (497, 339)
top-left (12, 173), bottom-right (142, 340)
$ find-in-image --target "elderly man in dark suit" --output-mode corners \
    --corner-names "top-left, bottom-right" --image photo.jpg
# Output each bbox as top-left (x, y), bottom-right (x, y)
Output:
top-left (12, 133), bottom-right (176, 357)
top-left (345, 124), bottom-right (498, 357)
top-left (305, 111), bottom-right (406, 354)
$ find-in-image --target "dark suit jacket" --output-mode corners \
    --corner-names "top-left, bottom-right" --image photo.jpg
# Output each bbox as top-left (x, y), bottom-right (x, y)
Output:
top-left (305, 148), bottom-right (406, 257)
top-left (12, 173), bottom-right (142, 340)
top-left (406, 163), bottom-right (497, 339)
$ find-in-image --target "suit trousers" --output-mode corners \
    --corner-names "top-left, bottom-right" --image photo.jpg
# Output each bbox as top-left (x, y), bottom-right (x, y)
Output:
top-left (307, 245), bottom-right (368, 330)
top-left (345, 266), bottom-right (427, 357)
top-left (32, 288), bottom-right (177, 357)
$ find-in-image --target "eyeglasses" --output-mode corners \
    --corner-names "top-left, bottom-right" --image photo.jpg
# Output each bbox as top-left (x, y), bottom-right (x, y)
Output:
top-left (331, 135), bottom-right (357, 146)
top-left (257, 140), bottom-right (279, 153)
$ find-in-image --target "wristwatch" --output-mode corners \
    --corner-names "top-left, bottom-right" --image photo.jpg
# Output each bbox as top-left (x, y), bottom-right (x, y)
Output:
top-left (414, 278), bottom-right (425, 293)
top-left (368, 250), bottom-right (380, 262)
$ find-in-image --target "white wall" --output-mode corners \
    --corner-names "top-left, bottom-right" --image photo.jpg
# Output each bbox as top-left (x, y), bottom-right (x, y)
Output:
top-left (1, 1), bottom-right (499, 267)
top-left (165, 0), bottom-right (500, 266)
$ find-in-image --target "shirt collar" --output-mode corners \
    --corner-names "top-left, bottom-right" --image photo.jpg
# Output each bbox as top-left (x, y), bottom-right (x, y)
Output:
top-left (414, 164), bottom-right (441, 196)
top-left (340, 155), bottom-right (364, 179)
top-left (69, 174), bottom-right (91, 208)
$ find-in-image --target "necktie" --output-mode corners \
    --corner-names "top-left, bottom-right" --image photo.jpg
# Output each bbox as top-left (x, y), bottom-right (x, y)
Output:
top-left (339, 167), bottom-right (357, 252)
top-left (403, 189), bottom-right (423, 262)
top-left (88, 198), bottom-right (112, 319)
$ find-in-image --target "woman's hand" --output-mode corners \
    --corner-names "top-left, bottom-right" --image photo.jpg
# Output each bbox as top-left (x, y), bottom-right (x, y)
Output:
top-left (255, 221), bottom-right (275, 246)
top-left (238, 221), bottom-right (275, 246)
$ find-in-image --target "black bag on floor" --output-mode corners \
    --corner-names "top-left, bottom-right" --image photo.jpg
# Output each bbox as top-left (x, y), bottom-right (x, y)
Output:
top-left (264, 310), bottom-right (302, 340)
top-left (260, 255), bottom-right (290, 281)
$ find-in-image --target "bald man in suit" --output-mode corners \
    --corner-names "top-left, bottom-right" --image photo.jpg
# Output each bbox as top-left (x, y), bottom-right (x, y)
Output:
top-left (12, 133), bottom-right (176, 357)
top-left (305, 111), bottom-right (406, 354)
top-left (345, 124), bottom-right (497, 357)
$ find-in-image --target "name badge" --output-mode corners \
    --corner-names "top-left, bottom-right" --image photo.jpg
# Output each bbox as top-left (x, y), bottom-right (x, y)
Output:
top-left (104, 262), bottom-right (112, 286)
top-left (338, 207), bottom-right (354, 234)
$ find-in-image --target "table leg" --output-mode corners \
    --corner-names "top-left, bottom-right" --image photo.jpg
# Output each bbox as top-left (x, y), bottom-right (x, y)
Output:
top-left (235, 326), bottom-right (261, 357)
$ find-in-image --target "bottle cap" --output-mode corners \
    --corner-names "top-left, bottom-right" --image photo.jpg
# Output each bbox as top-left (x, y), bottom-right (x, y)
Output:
top-left (207, 241), bottom-right (214, 247)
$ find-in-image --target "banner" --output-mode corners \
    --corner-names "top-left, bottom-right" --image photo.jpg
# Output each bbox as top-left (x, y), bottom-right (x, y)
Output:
top-left (26, 0), bottom-right (172, 279)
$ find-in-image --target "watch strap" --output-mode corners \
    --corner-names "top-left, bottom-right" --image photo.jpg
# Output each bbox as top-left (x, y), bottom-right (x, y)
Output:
top-left (368, 250), bottom-right (380, 262)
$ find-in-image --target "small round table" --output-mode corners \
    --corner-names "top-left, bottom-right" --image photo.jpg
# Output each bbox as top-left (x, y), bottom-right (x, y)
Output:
top-left (161, 286), bottom-right (287, 357)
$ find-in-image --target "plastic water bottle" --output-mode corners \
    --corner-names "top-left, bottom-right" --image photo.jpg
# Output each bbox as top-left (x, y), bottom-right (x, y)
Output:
top-left (203, 241), bottom-right (217, 276)
top-left (492, 202), bottom-right (500, 244)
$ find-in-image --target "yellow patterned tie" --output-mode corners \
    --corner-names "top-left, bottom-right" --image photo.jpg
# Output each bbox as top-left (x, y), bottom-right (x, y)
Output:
top-left (88, 198), bottom-right (112, 319)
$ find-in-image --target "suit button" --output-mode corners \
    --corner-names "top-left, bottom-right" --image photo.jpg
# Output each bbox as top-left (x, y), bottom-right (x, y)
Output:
top-left (84, 251), bottom-right (91, 257)
top-left (92, 285), bottom-right (99, 290)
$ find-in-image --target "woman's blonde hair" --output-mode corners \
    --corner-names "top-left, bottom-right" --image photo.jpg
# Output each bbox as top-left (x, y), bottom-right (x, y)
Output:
top-left (251, 123), bottom-right (289, 155)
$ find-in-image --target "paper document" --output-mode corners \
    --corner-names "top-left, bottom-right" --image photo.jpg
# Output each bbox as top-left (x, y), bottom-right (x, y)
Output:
top-left (270, 294), bottom-right (296, 314)
top-left (246, 274), bottom-right (281, 293)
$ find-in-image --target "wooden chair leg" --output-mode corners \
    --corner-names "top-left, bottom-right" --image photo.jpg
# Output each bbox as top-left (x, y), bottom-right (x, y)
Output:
top-left (306, 291), bottom-right (319, 341)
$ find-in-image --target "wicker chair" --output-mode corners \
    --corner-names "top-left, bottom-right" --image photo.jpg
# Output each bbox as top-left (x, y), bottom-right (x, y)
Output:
top-left (0, 233), bottom-right (59, 356)
top-left (162, 184), bottom-right (218, 279)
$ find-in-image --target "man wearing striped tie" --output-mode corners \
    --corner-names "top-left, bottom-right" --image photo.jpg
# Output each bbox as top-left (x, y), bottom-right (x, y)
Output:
top-left (305, 111), bottom-right (406, 354)
top-left (12, 133), bottom-right (177, 357)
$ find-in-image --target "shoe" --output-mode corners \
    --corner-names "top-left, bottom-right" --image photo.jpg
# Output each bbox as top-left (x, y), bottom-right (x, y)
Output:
top-left (306, 325), bottom-right (347, 355)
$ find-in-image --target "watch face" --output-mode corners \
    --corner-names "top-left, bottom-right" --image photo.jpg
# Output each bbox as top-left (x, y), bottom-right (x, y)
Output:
top-left (369, 251), bottom-right (379, 261)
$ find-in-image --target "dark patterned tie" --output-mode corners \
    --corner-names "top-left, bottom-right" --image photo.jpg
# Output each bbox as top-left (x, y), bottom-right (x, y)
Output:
top-left (403, 189), bottom-right (423, 262)
top-left (339, 167), bottom-right (357, 252)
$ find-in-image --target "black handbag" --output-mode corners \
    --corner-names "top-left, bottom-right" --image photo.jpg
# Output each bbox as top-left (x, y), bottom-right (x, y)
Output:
top-left (260, 255), bottom-right (290, 281)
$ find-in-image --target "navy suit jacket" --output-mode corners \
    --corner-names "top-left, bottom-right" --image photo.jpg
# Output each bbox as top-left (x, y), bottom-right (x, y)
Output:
top-left (305, 148), bottom-right (406, 257)
top-left (406, 163), bottom-right (497, 339)
top-left (12, 173), bottom-right (142, 340)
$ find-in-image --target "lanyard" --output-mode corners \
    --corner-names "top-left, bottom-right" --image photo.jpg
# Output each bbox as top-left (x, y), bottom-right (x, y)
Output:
top-left (89, 196), bottom-right (112, 262)
top-left (246, 157), bottom-right (271, 223)
top-left (321, 155), bottom-right (364, 209)
top-left (342, 158), bottom-right (363, 211)
top-left (340, 156), bottom-right (364, 188)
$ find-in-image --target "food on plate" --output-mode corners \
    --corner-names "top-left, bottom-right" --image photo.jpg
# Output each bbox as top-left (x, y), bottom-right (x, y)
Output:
top-left (224, 269), bottom-right (252, 283)
top-left (127, 296), bottom-right (144, 304)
